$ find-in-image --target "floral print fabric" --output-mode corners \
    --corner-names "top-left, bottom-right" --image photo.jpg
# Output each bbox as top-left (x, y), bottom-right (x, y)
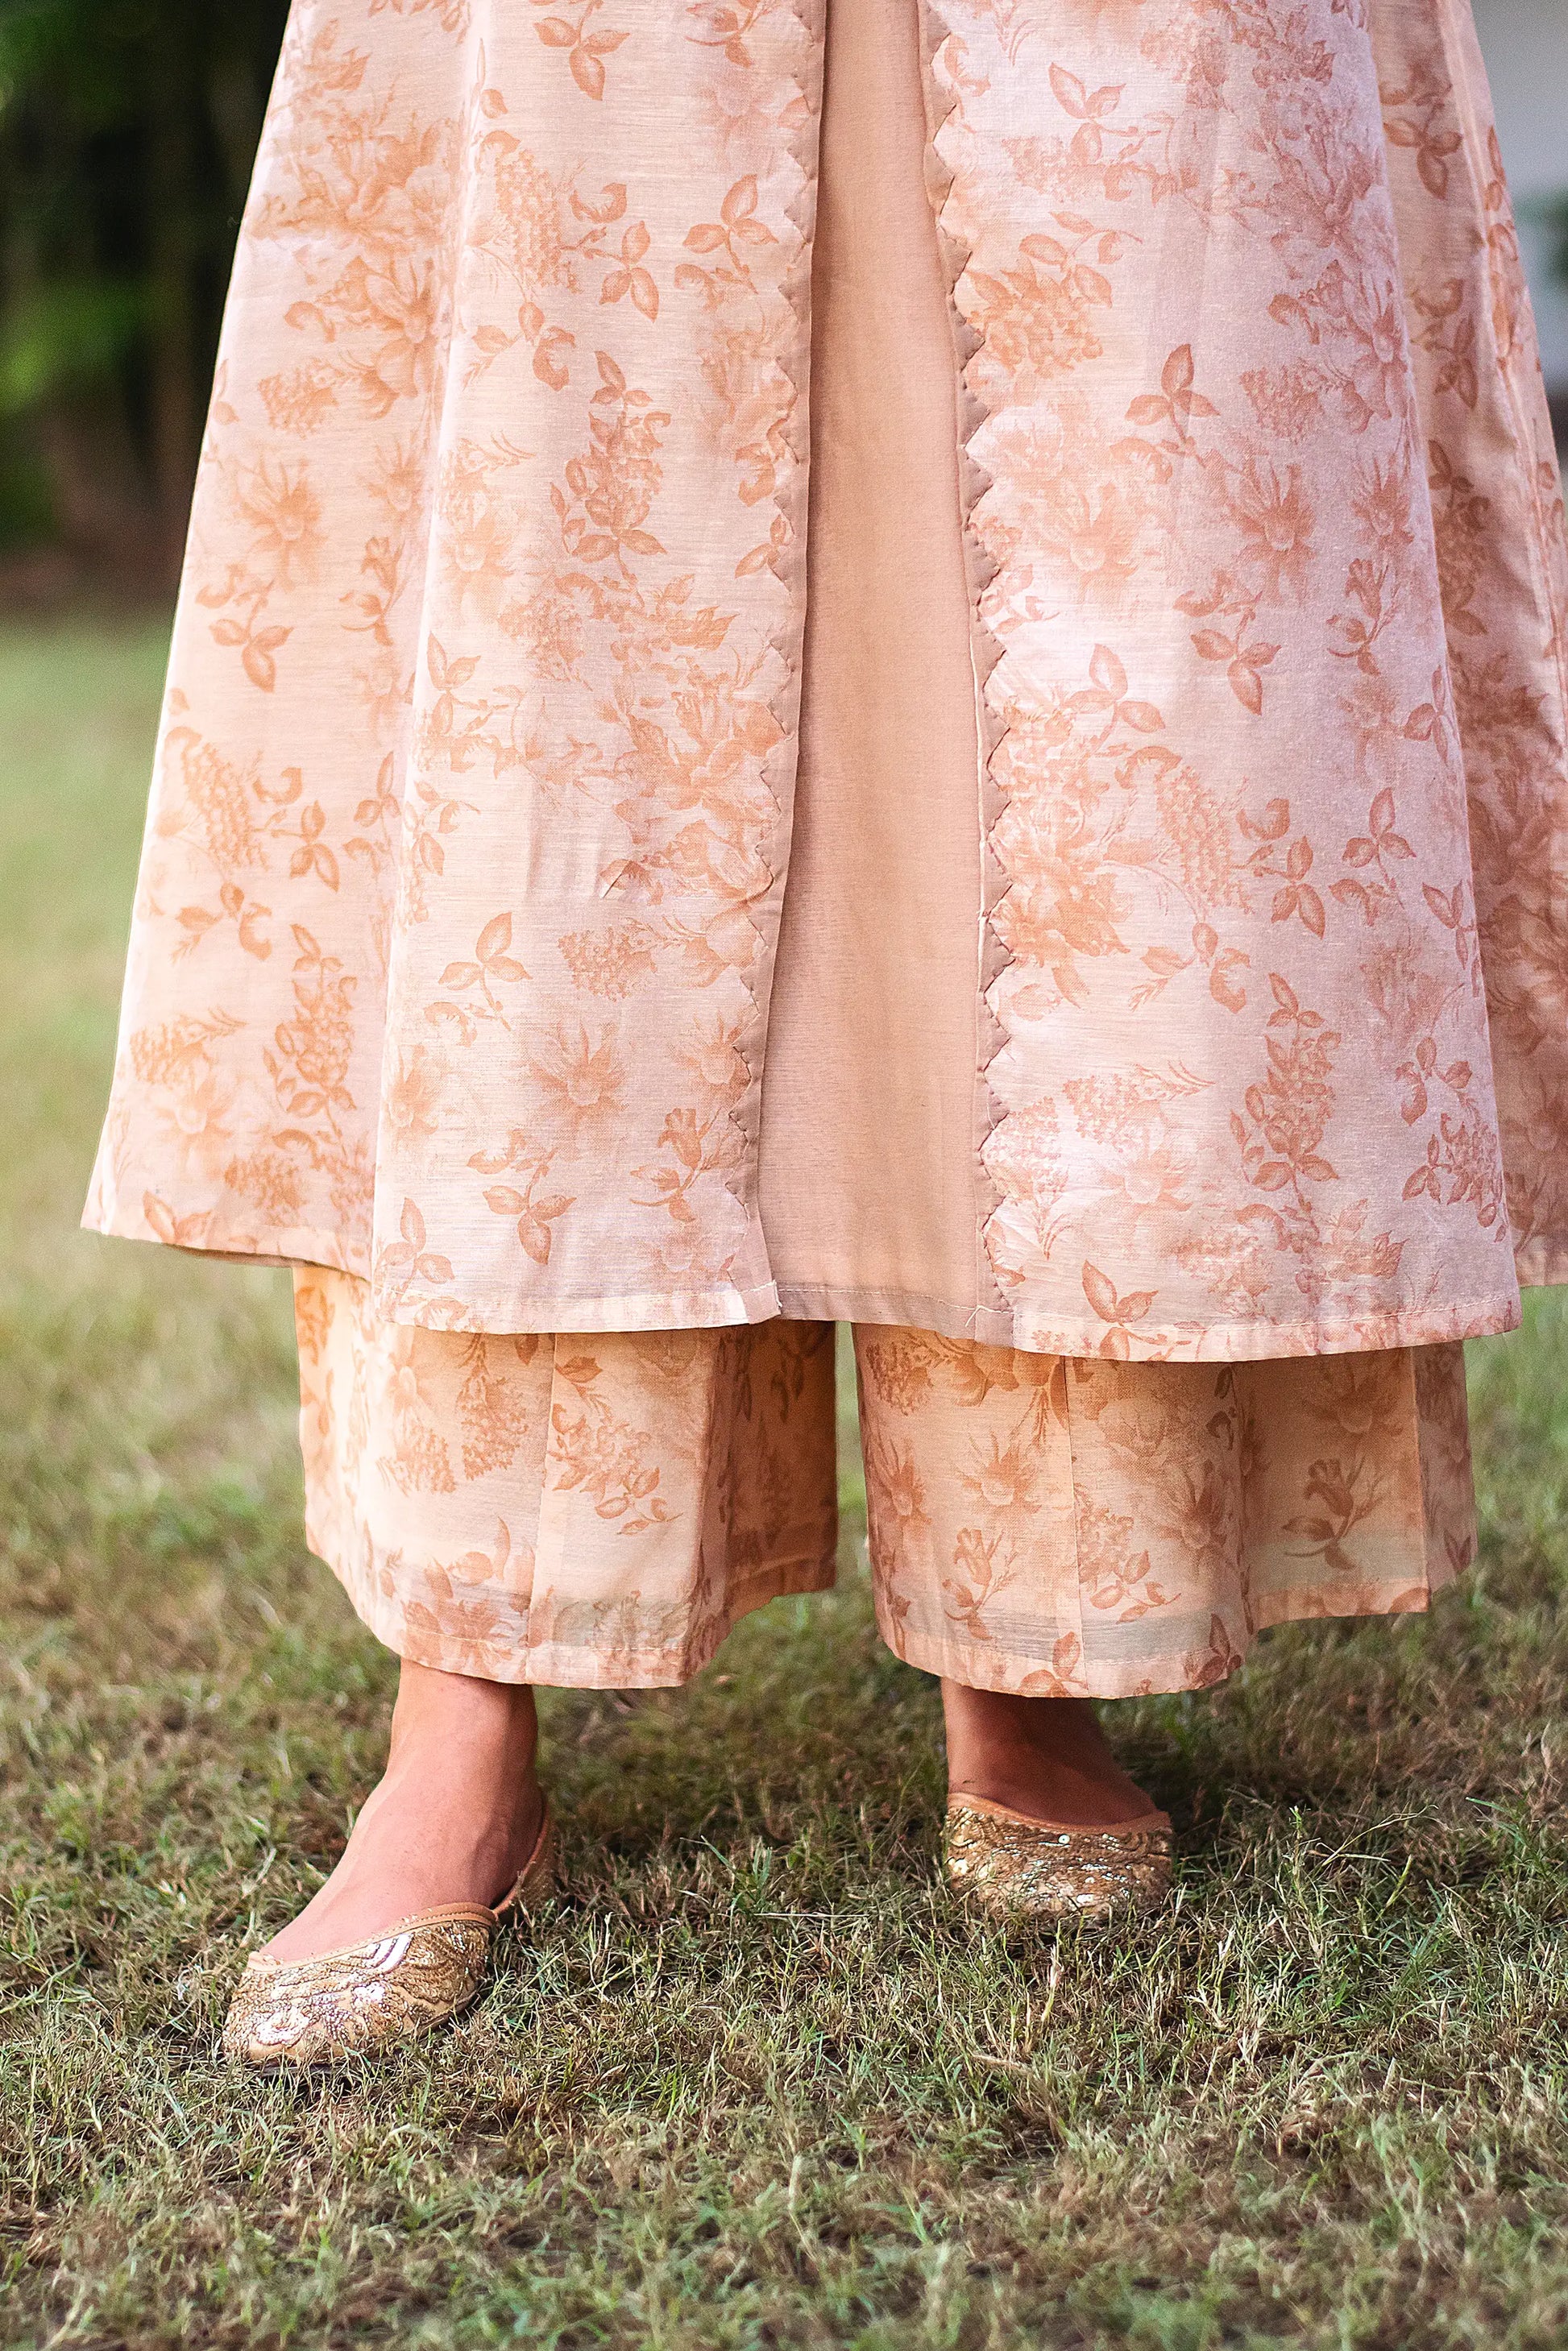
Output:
top-left (298, 1269), bottom-right (839, 1689)
top-left (87, 0), bottom-right (1568, 1365)
top-left (944, 0), bottom-right (1568, 1357)
top-left (855, 1322), bottom-right (1472, 1696)
top-left (299, 1270), bottom-right (1471, 1696)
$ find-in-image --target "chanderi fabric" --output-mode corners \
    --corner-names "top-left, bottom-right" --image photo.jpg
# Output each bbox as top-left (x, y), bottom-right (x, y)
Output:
top-left (85, 0), bottom-right (1568, 1363)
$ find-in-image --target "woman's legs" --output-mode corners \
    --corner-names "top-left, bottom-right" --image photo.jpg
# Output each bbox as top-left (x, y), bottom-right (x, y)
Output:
top-left (262, 1662), bottom-right (545, 1965)
top-left (940, 1684), bottom-right (1159, 1828)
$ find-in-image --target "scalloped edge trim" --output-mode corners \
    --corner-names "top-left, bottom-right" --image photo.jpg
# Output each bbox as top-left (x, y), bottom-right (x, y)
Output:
top-left (918, 2), bottom-right (1012, 1325)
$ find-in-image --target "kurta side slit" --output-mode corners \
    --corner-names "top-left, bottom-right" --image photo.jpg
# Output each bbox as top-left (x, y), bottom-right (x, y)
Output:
top-left (85, 0), bottom-right (1565, 1693)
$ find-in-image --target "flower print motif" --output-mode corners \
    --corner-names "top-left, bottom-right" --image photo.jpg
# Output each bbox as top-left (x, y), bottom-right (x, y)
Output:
top-left (1231, 976), bottom-right (1342, 1204)
top-left (1064, 1070), bottom-right (1205, 1225)
top-left (678, 175), bottom-right (794, 509)
top-left (675, 1014), bottom-right (750, 1113)
top-left (484, 147), bottom-right (577, 293)
top-left (500, 581), bottom-right (585, 678)
top-left (556, 918), bottom-right (660, 1001)
top-left (1305, 1351), bottom-right (1403, 1445)
top-left (942, 1528), bottom-right (1019, 1642)
top-left (960, 1435), bottom-right (1043, 1519)
top-left (364, 439), bottom-right (425, 538)
top-left (963, 229), bottom-right (1113, 395)
top-left (1075, 1496), bottom-right (1162, 1617)
top-left (465, 155), bottom-right (660, 392)
top-left (162, 731), bottom-right (263, 869)
top-left (1241, 361), bottom-right (1328, 442)
top-left (1147, 1456), bottom-right (1235, 1582)
top-left (219, 1150), bottom-right (305, 1225)
top-left (1092, 1395), bottom-right (1174, 1471)
top-left (436, 443), bottom-right (525, 616)
top-left (151, 1058), bottom-right (238, 1180)
top-left (549, 1401), bottom-right (674, 1534)
top-left (527, 1022), bottom-right (627, 1146)
top-left (861, 1425), bottom-right (929, 1565)
top-left (259, 358), bottom-right (341, 436)
top-left (458, 1351), bottom-right (543, 1481)
top-left (855, 1329), bottom-right (946, 1416)
top-left (1223, 459), bottom-right (1317, 603)
top-left (1284, 1453), bottom-right (1392, 1574)
top-left (377, 1340), bottom-right (458, 1495)
top-left (384, 1044), bottom-right (445, 1139)
top-left (1346, 285), bottom-right (1410, 429)
top-left (232, 458), bottom-right (325, 589)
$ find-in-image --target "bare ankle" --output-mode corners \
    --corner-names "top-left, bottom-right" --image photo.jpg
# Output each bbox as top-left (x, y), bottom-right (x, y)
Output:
top-left (940, 1679), bottom-right (1159, 1831)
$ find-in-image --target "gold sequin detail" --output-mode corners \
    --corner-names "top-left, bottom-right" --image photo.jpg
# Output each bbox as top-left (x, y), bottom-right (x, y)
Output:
top-left (222, 1806), bottom-right (554, 2068)
top-left (943, 1800), bottom-right (1173, 1926)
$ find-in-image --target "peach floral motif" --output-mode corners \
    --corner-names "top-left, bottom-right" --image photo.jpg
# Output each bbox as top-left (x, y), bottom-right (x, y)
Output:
top-left (299, 1269), bottom-right (839, 1685)
top-left (85, 0), bottom-right (1568, 1367)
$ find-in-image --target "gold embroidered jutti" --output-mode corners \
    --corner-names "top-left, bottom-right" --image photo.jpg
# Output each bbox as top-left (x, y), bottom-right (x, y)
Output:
top-left (88, 0), bottom-right (1566, 1692)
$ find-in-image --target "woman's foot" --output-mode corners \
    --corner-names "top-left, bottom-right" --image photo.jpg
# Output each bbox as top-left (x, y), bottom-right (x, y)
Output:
top-left (940, 1685), bottom-right (1159, 1829)
top-left (261, 1662), bottom-right (545, 1966)
top-left (940, 1685), bottom-right (1173, 1923)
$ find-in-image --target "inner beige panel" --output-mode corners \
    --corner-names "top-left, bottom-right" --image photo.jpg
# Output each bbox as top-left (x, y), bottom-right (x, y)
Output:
top-left (757, 0), bottom-right (986, 1327)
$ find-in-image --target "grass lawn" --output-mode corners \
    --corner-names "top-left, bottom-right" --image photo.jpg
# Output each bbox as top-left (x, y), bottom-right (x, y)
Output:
top-left (2, 616), bottom-right (1567, 2349)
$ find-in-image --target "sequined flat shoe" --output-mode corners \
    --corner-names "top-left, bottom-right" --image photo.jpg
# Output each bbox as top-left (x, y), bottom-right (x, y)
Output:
top-left (944, 1794), bottom-right (1173, 1926)
top-left (222, 1799), bottom-right (556, 2069)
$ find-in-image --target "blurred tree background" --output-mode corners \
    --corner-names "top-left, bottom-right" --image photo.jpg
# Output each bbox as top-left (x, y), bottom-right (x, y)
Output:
top-left (0, 0), bottom-right (288, 591)
top-left (0, 0), bottom-right (1560, 598)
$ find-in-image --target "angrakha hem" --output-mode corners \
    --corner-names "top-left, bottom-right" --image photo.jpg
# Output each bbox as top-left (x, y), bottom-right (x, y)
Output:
top-left (297, 1270), bottom-right (1475, 1699)
top-left (110, 1223), bottom-right (1523, 1361)
top-left (83, 0), bottom-right (1568, 1366)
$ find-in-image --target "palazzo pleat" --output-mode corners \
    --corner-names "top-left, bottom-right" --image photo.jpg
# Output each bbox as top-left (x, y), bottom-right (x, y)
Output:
top-left (298, 1269), bottom-right (1474, 1695)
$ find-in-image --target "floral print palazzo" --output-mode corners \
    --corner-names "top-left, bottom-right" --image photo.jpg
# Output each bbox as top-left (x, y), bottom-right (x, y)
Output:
top-left (89, 0), bottom-right (1567, 1693)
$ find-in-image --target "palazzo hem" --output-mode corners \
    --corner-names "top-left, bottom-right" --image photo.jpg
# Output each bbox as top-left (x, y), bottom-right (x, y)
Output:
top-left (881, 1579), bottom-right (1452, 1705)
top-left (293, 1270), bottom-right (1478, 1702)
top-left (309, 1524), bottom-right (841, 1694)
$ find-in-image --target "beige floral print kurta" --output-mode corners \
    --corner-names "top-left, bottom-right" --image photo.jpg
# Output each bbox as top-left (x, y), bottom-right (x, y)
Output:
top-left (87, 0), bottom-right (1568, 1361)
top-left (86, 0), bottom-right (1562, 1691)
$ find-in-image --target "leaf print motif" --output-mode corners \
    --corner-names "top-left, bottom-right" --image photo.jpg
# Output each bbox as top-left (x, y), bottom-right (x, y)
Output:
top-left (531, 0), bottom-right (630, 102)
top-left (429, 912), bottom-right (529, 1042)
top-left (84, 0), bottom-right (1567, 1362)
